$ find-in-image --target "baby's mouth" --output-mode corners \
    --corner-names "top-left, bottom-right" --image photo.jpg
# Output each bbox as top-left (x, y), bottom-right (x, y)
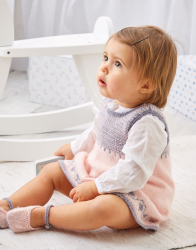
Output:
top-left (99, 78), bottom-right (107, 86)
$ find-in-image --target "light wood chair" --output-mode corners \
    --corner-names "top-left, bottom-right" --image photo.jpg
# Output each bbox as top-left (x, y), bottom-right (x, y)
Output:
top-left (0, 0), bottom-right (114, 161)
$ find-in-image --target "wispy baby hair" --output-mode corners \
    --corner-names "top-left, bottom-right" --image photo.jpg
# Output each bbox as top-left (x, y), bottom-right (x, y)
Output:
top-left (108, 26), bottom-right (177, 108)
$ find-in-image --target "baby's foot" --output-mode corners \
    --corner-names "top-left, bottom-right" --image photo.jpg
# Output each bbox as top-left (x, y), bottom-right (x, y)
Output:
top-left (0, 199), bottom-right (11, 229)
top-left (6, 206), bottom-right (44, 233)
top-left (6, 205), bottom-right (53, 233)
top-left (0, 207), bottom-right (8, 228)
top-left (30, 207), bottom-right (46, 228)
top-left (0, 199), bottom-right (10, 212)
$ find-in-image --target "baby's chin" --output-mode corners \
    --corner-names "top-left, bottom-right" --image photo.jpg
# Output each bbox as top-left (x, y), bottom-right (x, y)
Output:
top-left (98, 89), bottom-right (112, 99)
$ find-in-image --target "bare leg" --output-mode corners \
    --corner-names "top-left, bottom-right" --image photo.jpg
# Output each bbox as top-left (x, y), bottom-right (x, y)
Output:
top-left (0, 162), bottom-right (73, 212)
top-left (30, 194), bottom-right (140, 231)
top-left (0, 161), bottom-right (139, 231)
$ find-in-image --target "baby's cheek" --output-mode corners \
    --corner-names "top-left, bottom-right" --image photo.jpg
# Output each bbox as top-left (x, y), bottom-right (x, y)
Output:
top-left (96, 69), bottom-right (99, 78)
top-left (110, 80), bottom-right (122, 93)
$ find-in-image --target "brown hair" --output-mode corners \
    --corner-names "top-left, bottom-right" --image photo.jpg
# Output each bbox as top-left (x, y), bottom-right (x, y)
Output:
top-left (108, 26), bottom-right (177, 108)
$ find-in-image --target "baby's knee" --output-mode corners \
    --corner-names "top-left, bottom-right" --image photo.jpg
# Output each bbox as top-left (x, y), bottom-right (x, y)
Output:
top-left (38, 161), bottom-right (59, 175)
top-left (89, 195), bottom-right (116, 219)
top-left (38, 162), bottom-right (61, 186)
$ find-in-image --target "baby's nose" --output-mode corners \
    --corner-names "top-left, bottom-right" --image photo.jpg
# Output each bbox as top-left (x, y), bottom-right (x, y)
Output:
top-left (102, 65), bottom-right (108, 74)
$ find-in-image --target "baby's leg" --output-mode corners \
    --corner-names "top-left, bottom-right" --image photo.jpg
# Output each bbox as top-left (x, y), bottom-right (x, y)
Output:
top-left (31, 194), bottom-right (140, 231)
top-left (0, 162), bottom-right (73, 212)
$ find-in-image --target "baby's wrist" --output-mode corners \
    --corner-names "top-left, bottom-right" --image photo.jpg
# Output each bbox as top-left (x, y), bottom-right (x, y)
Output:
top-left (92, 181), bottom-right (100, 196)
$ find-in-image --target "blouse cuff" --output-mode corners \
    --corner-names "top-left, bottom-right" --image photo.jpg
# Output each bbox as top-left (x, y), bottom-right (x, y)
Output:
top-left (70, 140), bottom-right (77, 156)
top-left (95, 178), bottom-right (104, 194)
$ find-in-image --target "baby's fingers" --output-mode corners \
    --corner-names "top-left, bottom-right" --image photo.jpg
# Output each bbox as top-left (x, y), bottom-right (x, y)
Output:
top-left (69, 188), bottom-right (76, 199)
top-left (73, 194), bottom-right (79, 203)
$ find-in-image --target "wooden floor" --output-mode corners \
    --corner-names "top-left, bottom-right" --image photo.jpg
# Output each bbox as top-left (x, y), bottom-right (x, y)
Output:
top-left (0, 70), bottom-right (196, 141)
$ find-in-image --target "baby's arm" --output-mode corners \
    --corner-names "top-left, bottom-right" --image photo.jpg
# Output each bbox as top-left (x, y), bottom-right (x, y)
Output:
top-left (95, 115), bottom-right (168, 194)
top-left (54, 113), bottom-right (98, 158)
top-left (71, 112), bottom-right (98, 155)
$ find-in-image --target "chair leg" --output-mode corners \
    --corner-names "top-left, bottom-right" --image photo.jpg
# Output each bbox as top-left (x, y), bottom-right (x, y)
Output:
top-left (0, 57), bottom-right (11, 99)
top-left (73, 54), bottom-right (103, 109)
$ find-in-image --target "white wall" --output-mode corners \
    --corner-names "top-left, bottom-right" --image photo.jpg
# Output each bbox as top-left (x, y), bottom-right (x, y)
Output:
top-left (12, 0), bottom-right (196, 71)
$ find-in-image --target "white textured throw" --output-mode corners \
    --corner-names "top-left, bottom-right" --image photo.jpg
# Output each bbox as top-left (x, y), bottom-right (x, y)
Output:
top-left (0, 136), bottom-right (196, 250)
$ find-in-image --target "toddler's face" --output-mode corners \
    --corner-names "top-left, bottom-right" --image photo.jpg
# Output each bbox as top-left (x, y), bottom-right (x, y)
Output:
top-left (96, 38), bottom-right (145, 108)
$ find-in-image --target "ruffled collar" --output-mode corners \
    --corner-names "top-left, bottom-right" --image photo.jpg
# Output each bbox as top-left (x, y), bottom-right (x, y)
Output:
top-left (107, 100), bottom-right (133, 113)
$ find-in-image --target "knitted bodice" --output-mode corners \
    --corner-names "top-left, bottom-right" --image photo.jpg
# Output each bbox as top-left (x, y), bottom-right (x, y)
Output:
top-left (97, 97), bottom-right (169, 159)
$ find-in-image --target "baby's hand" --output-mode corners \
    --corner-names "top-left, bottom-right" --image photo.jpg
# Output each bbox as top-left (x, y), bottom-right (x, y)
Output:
top-left (69, 181), bottom-right (100, 202)
top-left (54, 143), bottom-right (74, 160)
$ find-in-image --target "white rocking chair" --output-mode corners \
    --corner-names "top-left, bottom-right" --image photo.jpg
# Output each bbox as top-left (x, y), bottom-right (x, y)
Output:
top-left (0, 0), bottom-right (173, 162)
top-left (0, 0), bottom-right (114, 161)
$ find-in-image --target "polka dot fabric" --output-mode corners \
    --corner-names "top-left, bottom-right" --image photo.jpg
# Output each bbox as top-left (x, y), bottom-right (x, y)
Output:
top-left (28, 55), bottom-right (91, 108)
top-left (168, 55), bottom-right (196, 121)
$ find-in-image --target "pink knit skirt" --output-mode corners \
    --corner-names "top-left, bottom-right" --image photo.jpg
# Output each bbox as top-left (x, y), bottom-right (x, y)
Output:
top-left (58, 156), bottom-right (175, 232)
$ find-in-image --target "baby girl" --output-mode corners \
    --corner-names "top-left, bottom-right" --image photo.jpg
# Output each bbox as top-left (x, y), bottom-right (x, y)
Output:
top-left (0, 25), bottom-right (177, 233)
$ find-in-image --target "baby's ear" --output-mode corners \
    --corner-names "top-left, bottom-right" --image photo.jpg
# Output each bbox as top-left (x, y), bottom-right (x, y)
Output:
top-left (139, 80), bottom-right (156, 94)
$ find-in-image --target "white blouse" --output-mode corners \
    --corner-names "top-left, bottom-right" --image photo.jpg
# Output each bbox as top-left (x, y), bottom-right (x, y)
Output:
top-left (71, 100), bottom-right (167, 194)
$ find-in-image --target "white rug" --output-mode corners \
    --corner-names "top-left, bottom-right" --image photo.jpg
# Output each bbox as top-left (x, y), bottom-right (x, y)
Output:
top-left (0, 136), bottom-right (196, 250)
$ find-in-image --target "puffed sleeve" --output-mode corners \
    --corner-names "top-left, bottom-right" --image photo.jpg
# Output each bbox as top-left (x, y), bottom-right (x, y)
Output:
top-left (71, 112), bottom-right (99, 155)
top-left (95, 115), bottom-right (168, 194)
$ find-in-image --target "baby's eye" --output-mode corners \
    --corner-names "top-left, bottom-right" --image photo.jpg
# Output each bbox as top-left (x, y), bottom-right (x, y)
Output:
top-left (115, 61), bottom-right (122, 67)
top-left (103, 55), bottom-right (108, 61)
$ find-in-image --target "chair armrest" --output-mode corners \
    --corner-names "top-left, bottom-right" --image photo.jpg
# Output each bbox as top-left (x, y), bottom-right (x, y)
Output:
top-left (35, 156), bottom-right (64, 176)
top-left (0, 33), bottom-right (106, 58)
